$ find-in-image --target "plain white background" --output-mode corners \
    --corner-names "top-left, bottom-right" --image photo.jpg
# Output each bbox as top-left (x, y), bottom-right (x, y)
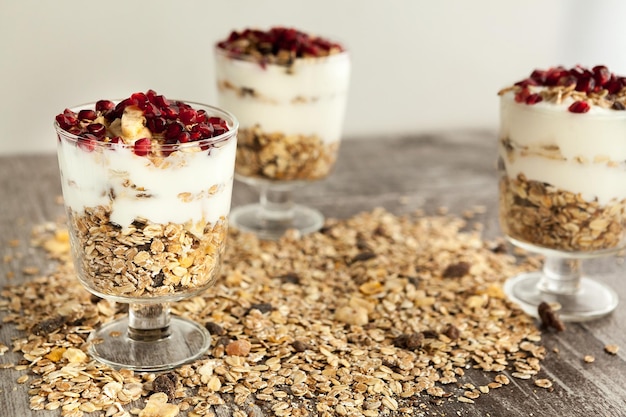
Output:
top-left (1, 0), bottom-right (625, 155)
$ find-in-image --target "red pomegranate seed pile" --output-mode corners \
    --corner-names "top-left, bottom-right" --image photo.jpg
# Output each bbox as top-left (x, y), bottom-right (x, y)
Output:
top-left (216, 27), bottom-right (344, 65)
top-left (511, 65), bottom-right (626, 113)
top-left (55, 90), bottom-right (230, 156)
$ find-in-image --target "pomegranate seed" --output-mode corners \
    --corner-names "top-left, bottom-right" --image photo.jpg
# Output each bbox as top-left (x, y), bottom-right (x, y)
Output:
top-left (525, 94), bottom-right (543, 105)
top-left (165, 121), bottom-right (184, 139)
top-left (592, 65), bottom-right (611, 86)
top-left (110, 136), bottom-right (122, 144)
top-left (114, 98), bottom-right (135, 116)
top-left (196, 109), bottom-right (208, 123)
top-left (161, 106), bottom-right (178, 120)
top-left (557, 74), bottom-right (577, 87)
top-left (95, 100), bottom-right (115, 113)
top-left (153, 95), bottom-right (170, 109)
top-left (147, 117), bottom-right (167, 134)
top-left (530, 69), bottom-right (547, 83)
top-left (575, 76), bottom-right (595, 92)
top-left (87, 123), bottom-right (106, 138)
top-left (192, 123), bottom-right (213, 138)
top-left (212, 126), bottom-right (227, 137)
top-left (177, 131), bottom-right (191, 143)
top-left (78, 109), bottom-right (97, 121)
top-left (130, 92), bottom-right (148, 108)
top-left (515, 87), bottom-right (531, 103)
top-left (143, 103), bottom-right (162, 118)
top-left (514, 78), bottom-right (539, 88)
top-left (179, 107), bottom-right (197, 125)
top-left (545, 68), bottom-right (569, 86)
top-left (568, 101), bottom-right (590, 113)
top-left (55, 113), bottom-right (77, 130)
top-left (146, 89), bottom-right (158, 103)
top-left (133, 138), bottom-right (151, 156)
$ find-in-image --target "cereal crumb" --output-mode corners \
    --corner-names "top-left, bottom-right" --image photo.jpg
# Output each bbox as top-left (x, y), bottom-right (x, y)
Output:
top-left (584, 355), bottom-right (595, 363)
top-left (604, 344), bottom-right (619, 355)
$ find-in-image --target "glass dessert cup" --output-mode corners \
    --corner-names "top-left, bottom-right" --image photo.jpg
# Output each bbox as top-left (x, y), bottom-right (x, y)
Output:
top-left (55, 102), bottom-right (238, 371)
top-left (214, 47), bottom-right (351, 240)
top-left (497, 96), bottom-right (623, 321)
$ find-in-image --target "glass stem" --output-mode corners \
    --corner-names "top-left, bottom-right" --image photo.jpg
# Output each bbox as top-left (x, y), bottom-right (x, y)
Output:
top-left (537, 256), bottom-right (582, 295)
top-left (259, 186), bottom-right (295, 224)
top-left (127, 303), bottom-right (171, 342)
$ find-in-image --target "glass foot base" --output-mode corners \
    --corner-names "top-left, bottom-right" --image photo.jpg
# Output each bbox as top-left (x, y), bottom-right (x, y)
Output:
top-left (87, 315), bottom-right (211, 372)
top-left (504, 272), bottom-right (618, 322)
top-left (230, 203), bottom-right (324, 240)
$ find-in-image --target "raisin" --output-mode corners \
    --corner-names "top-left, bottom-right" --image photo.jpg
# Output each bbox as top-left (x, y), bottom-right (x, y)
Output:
top-left (152, 372), bottom-right (177, 401)
top-left (247, 303), bottom-right (273, 314)
top-left (442, 262), bottom-right (471, 278)
top-left (351, 252), bottom-right (376, 264)
top-left (443, 324), bottom-right (460, 340)
top-left (538, 302), bottom-right (566, 332)
top-left (31, 316), bottom-right (66, 336)
top-left (292, 340), bottom-right (311, 352)
top-left (393, 333), bottom-right (423, 350)
top-left (204, 321), bottom-right (226, 336)
top-left (279, 273), bottom-right (301, 284)
top-left (422, 330), bottom-right (439, 339)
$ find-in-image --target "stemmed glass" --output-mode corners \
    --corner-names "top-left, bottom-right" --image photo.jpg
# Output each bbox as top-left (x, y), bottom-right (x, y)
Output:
top-left (214, 32), bottom-right (351, 240)
top-left (55, 100), bottom-right (238, 371)
top-left (498, 70), bottom-right (623, 321)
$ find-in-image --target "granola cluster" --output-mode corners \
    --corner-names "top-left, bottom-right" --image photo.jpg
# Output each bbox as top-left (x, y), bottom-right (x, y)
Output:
top-left (68, 206), bottom-right (228, 298)
top-left (499, 173), bottom-right (626, 252)
top-left (497, 65), bottom-right (626, 112)
top-left (235, 126), bottom-right (339, 181)
top-left (216, 27), bottom-right (344, 67)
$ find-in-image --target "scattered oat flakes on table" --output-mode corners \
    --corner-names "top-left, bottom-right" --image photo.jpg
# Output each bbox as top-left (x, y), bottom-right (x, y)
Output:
top-left (1, 208), bottom-right (551, 416)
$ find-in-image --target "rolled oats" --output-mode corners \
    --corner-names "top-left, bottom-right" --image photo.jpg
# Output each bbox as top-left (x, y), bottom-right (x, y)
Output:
top-left (234, 125), bottom-right (339, 181)
top-left (499, 173), bottom-right (626, 252)
top-left (68, 206), bottom-right (228, 298)
top-left (1, 208), bottom-right (552, 414)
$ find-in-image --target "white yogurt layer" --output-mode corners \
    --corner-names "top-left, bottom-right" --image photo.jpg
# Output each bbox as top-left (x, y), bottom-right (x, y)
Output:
top-left (500, 91), bottom-right (626, 204)
top-left (57, 137), bottom-right (237, 235)
top-left (215, 50), bottom-right (350, 144)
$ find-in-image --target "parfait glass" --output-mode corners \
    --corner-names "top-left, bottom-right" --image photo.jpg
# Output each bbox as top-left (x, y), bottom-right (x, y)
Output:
top-left (214, 44), bottom-right (351, 240)
top-left (55, 102), bottom-right (238, 371)
top-left (498, 89), bottom-right (622, 321)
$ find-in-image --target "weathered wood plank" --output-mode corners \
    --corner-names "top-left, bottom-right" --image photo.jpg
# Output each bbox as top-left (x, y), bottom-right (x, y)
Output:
top-left (0, 131), bottom-right (624, 417)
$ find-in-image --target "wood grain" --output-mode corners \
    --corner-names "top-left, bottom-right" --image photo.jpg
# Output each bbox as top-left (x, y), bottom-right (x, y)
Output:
top-left (1, 131), bottom-right (624, 417)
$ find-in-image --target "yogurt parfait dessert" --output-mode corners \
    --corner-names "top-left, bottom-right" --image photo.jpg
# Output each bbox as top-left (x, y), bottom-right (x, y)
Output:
top-left (214, 27), bottom-right (350, 239)
top-left (498, 65), bottom-right (626, 254)
top-left (214, 26), bottom-right (351, 182)
top-left (55, 90), bottom-right (238, 301)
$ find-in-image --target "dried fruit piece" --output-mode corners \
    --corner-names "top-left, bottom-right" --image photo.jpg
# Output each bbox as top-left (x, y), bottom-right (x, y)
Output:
top-left (393, 333), bottom-right (423, 350)
top-left (31, 316), bottom-right (67, 336)
top-left (538, 302), bottom-right (566, 332)
top-left (152, 372), bottom-right (178, 402)
top-left (442, 262), bottom-right (470, 278)
top-left (226, 339), bottom-right (252, 356)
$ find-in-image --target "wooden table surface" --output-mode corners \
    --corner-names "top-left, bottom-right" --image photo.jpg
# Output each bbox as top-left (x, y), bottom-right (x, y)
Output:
top-left (1, 131), bottom-right (625, 417)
